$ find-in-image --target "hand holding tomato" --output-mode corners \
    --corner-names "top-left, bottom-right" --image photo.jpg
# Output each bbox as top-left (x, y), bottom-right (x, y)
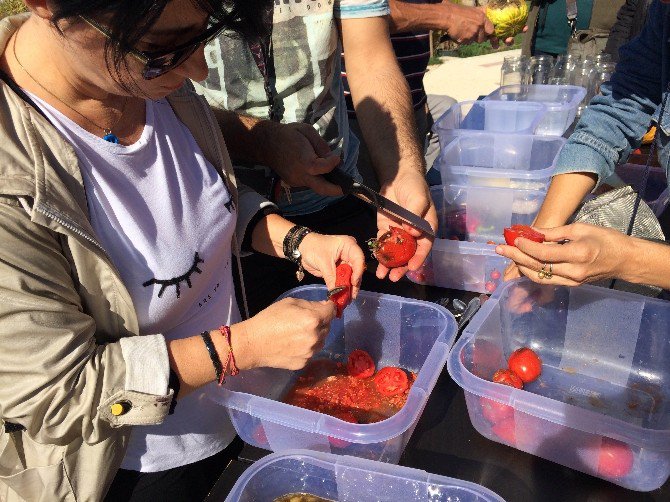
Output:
top-left (329, 263), bottom-right (353, 318)
top-left (503, 224), bottom-right (545, 246)
top-left (369, 226), bottom-right (417, 268)
top-left (496, 223), bottom-right (637, 288)
top-left (377, 171), bottom-right (437, 282)
top-left (299, 233), bottom-right (365, 299)
top-left (234, 297), bottom-right (336, 371)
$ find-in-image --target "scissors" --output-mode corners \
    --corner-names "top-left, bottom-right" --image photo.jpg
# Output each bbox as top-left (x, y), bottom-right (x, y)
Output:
top-left (322, 169), bottom-right (435, 238)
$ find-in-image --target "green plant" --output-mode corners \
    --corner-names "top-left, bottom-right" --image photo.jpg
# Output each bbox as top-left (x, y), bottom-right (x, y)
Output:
top-left (0, 0), bottom-right (27, 19)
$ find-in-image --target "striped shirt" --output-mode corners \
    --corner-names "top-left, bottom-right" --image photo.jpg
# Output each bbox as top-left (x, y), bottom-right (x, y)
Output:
top-left (342, 31), bottom-right (431, 117)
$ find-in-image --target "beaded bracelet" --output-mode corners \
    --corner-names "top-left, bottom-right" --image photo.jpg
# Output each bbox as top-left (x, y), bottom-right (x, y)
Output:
top-left (282, 225), bottom-right (312, 281)
top-left (200, 331), bottom-right (223, 384)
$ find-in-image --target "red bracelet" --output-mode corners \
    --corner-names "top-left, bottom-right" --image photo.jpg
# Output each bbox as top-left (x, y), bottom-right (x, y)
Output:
top-left (218, 325), bottom-right (239, 379)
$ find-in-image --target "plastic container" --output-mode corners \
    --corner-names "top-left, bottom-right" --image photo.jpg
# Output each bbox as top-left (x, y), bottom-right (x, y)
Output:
top-left (433, 100), bottom-right (547, 148)
top-left (210, 286), bottom-right (456, 464)
top-left (435, 133), bottom-right (566, 190)
top-left (484, 84), bottom-right (586, 136)
top-left (407, 185), bottom-right (546, 294)
top-left (448, 278), bottom-right (670, 491)
top-left (225, 450), bottom-right (506, 502)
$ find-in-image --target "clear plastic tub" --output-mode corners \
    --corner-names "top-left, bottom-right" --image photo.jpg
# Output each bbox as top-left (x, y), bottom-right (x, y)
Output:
top-left (210, 286), bottom-right (457, 464)
top-left (225, 450), bottom-right (506, 502)
top-left (435, 133), bottom-right (566, 190)
top-left (447, 278), bottom-right (670, 492)
top-left (407, 185), bottom-right (546, 294)
top-left (433, 100), bottom-right (547, 148)
top-left (484, 84), bottom-right (587, 136)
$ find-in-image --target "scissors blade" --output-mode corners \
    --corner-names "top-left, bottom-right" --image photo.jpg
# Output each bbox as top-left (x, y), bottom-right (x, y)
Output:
top-left (327, 286), bottom-right (347, 299)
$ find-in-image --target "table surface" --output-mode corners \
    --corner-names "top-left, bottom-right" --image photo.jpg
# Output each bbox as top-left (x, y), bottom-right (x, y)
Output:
top-left (206, 282), bottom-right (670, 502)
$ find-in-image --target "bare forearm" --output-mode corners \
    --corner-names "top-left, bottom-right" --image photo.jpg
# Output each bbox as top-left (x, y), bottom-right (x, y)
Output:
top-left (389, 0), bottom-right (448, 32)
top-left (211, 107), bottom-right (278, 166)
top-left (249, 213), bottom-right (295, 258)
top-left (534, 172), bottom-right (598, 227)
top-left (619, 237), bottom-right (670, 289)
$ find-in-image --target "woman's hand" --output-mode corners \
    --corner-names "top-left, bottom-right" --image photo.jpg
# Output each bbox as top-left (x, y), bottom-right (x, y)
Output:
top-left (495, 223), bottom-right (629, 286)
top-left (377, 171), bottom-right (437, 282)
top-left (299, 233), bottom-right (365, 298)
top-left (231, 297), bottom-right (336, 371)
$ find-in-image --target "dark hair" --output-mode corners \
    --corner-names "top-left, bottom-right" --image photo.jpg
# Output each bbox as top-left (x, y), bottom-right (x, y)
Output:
top-left (46, 0), bottom-right (266, 90)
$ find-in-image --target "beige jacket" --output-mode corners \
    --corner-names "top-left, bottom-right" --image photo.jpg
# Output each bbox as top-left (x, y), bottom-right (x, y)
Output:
top-left (0, 15), bottom-right (271, 502)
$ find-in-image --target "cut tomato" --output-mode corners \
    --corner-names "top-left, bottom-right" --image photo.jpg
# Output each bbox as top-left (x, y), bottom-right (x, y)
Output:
top-left (329, 262), bottom-right (353, 318)
top-left (374, 366), bottom-right (409, 396)
top-left (503, 224), bottom-right (545, 246)
top-left (492, 368), bottom-right (523, 389)
top-left (508, 347), bottom-right (542, 383)
top-left (347, 349), bottom-right (375, 379)
top-left (369, 226), bottom-right (417, 268)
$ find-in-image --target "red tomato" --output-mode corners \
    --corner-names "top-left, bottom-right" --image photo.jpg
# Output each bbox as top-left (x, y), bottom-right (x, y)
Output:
top-left (251, 424), bottom-right (268, 446)
top-left (508, 347), bottom-right (542, 383)
top-left (329, 262), bottom-right (353, 318)
top-left (369, 226), bottom-right (417, 268)
top-left (485, 281), bottom-right (497, 293)
top-left (374, 366), bottom-right (410, 396)
top-left (328, 410), bottom-right (358, 448)
top-left (503, 224), bottom-right (545, 246)
top-left (491, 417), bottom-right (516, 445)
top-left (347, 349), bottom-right (375, 379)
top-left (598, 438), bottom-right (634, 478)
top-left (492, 368), bottom-right (523, 389)
top-left (490, 269), bottom-right (501, 280)
top-left (480, 396), bottom-right (514, 424)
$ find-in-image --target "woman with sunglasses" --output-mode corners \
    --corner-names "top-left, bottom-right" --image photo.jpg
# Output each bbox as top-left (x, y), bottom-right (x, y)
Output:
top-left (0, 1), bottom-right (366, 501)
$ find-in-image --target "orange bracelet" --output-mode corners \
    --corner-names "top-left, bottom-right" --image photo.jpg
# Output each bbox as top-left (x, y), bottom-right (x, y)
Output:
top-left (218, 325), bottom-right (239, 379)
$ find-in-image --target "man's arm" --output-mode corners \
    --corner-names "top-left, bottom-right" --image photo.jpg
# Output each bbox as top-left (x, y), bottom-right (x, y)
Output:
top-left (209, 107), bottom-right (342, 196)
top-left (389, 0), bottom-right (493, 43)
top-left (340, 16), bottom-right (437, 281)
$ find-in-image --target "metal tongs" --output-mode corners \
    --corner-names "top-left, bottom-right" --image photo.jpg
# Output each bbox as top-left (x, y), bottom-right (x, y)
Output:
top-left (322, 169), bottom-right (435, 238)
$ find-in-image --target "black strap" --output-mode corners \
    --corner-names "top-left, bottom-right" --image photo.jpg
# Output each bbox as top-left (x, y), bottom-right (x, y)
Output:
top-left (3, 421), bottom-right (25, 433)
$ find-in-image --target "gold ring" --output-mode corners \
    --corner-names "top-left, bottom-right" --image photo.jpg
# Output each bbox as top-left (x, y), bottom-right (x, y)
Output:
top-left (538, 263), bottom-right (548, 280)
top-left (546, 263), bottom-right (553, 279)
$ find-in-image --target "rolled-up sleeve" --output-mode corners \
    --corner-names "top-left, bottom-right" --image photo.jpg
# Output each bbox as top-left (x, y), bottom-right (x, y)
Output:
top-left (553, 0), bottom-right (666, 187)
top-left (335, 0), bottom-right (390, 19)
top-left (0, 201), bottom-right (173, 444)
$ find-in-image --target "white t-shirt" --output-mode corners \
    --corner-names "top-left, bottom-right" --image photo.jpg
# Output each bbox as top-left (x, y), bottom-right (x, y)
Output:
top-left (27, 93), bottom-right (239, 472)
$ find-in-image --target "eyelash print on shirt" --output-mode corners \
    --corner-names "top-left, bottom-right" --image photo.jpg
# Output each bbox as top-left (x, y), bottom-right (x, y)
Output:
top-left (143, 252), bottom-right (204, 298)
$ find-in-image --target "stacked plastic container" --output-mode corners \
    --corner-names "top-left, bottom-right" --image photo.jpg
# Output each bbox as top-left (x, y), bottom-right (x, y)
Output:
top-left (448, 278), bottom-right (670, 492)
top-left (419, 83), bottom-right (582, 294)
top-left (225, 450), bottom-right (506, 501)
top-left (210, 285), bottom-right (457, 464)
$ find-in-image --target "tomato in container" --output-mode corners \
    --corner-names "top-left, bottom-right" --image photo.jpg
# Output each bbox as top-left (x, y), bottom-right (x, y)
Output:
top-left (347, 349), bottom-right (375, 379)
top-left (503, 224), bottom-right (545, 246)
top-left (374, 367), bottom-right (409, 397)
top-left (368, 226), bottom-right (417, 268)
top-left (508, 347), bottom-right (542, 383)
top-left (598, 438), bottom-right (634, 479)
top-left (492, 368), bottom-right (523, 389)
top-left (480, 396), bottom-right (514, 424)
top-left (283, 351), bottom-right (416, 426)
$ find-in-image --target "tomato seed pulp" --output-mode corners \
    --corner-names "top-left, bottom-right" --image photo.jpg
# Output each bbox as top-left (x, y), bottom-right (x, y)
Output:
top-left (282, 359), bottom-right (416, 424)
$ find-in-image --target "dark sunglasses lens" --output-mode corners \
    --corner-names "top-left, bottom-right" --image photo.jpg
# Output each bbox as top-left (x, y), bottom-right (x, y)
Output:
top-left (142, 47), bottom-right (198, 80)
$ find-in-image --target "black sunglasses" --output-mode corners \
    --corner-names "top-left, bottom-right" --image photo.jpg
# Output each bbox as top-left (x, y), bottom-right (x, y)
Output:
top-left (81, 15), bottom-right (226, 80)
